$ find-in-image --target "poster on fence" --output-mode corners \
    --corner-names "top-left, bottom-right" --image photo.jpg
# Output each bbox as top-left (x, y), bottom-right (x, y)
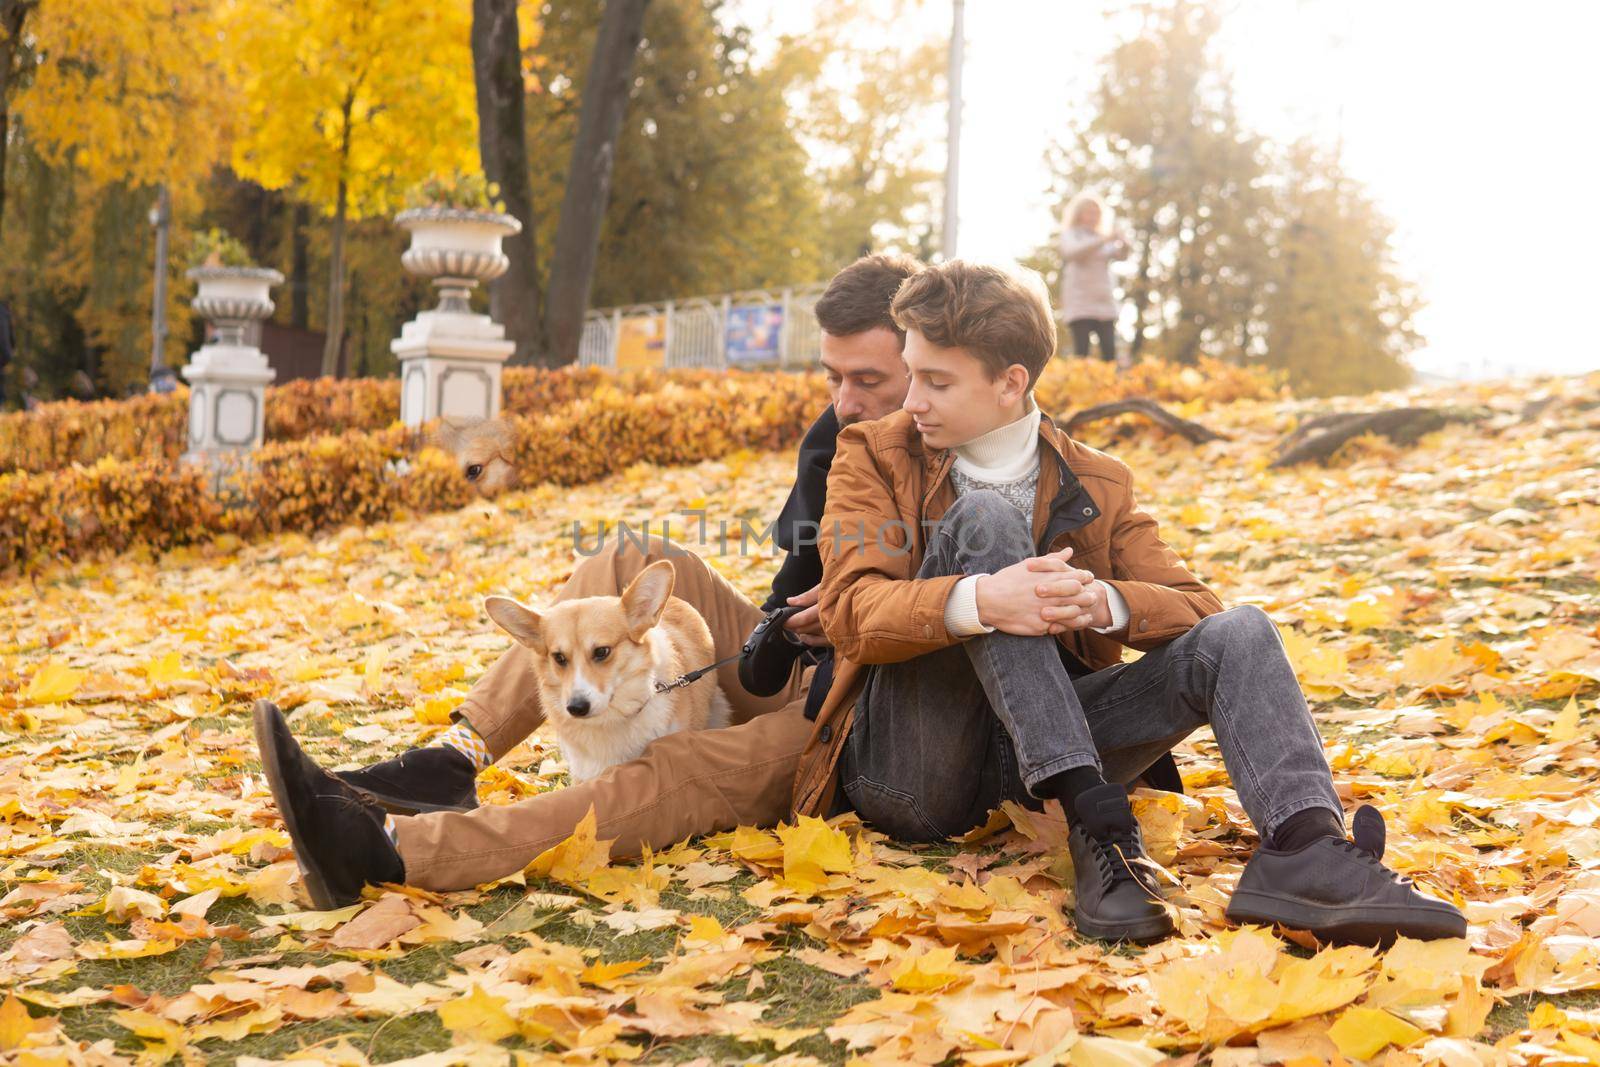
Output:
top-left (725, 304), bottom-right (784, 364)
top-left (616, 314), bottom-right (666, 369)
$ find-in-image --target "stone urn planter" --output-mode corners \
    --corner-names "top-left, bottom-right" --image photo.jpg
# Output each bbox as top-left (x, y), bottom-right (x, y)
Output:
top-left (397, 206), bottom-right (521, 312)
top-left (182, 265), bottom-right (284, 464)
top-left (188, 266), bottom-right (283, 344)
top-left (391, 207), bottom-right (524, 429)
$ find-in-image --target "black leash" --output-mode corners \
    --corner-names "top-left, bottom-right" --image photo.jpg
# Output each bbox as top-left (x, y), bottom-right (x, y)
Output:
top-left (653, 650), bottom-right (745, 693)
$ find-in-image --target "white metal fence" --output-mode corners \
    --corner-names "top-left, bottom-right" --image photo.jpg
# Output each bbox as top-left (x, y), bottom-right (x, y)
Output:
top-left (578, 285), bottom-right (828, 370)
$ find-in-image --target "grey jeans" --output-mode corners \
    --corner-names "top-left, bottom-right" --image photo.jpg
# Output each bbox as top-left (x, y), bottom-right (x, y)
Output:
top-left (838, 489), bottom-right (1342, 843)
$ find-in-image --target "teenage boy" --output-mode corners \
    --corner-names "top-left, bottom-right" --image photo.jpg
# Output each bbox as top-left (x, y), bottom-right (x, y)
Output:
top-left (800, 259), bottom-right (1466, 944)
top-left (250, 255), bottom-right (929, 908)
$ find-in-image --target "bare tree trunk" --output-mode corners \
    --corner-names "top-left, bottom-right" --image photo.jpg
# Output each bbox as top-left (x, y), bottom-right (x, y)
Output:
top-left (290, 202), bottom-right (310, 328)
top-left (542, 0), bottom-right (650, 367)
top-left (472, 0), bottom-right (543, 365)
top-left (0, 0), bottom-right (38, 239)
top-left (320, 177), bottom-right (348, 377)
top-left (321, 94), bottom-right (355, 378)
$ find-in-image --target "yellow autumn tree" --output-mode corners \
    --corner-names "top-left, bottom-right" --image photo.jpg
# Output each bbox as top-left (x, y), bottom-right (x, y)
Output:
top-left (12, 0), bottom-right (233, 192)
top-left (230, 0), bottom-right (480, 377)
top-left (5, 0), bottom-right (237, 387)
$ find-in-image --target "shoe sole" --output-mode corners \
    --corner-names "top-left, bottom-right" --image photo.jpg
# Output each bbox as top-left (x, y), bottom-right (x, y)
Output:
top-left (332, 780), bottom-right (476, 817)
top-left (253, 700), bottom-right (341, 912)
top-left (1072, 908), bottom-right (1175, 944)
top-left (1226, 889), bottom-right (1466, 945)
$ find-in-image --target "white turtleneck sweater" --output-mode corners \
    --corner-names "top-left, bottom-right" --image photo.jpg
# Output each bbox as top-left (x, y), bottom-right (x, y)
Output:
top-left (940, 394), bottom-right (1129, 637)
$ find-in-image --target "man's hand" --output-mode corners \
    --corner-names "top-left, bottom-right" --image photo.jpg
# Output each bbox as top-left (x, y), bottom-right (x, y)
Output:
top-left (974, 547), bottom-right (1110, 636)
top-left (782, 584), bottom-right (830, 647)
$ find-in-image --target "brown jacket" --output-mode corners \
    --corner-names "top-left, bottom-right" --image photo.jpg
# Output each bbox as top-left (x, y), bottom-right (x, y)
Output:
top-left (793, 408), bottom-right (1224, 819)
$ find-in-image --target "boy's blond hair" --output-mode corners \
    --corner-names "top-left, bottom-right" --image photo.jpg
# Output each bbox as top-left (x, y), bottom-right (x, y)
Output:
top-left (890, 259), bottom-right (1057, 388)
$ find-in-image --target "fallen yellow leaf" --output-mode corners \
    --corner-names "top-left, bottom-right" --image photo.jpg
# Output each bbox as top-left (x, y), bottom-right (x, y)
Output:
top-left (1327, 1006), bottom-right (1425, 1059)
top-left (20, 661), bottom-right (84, 705)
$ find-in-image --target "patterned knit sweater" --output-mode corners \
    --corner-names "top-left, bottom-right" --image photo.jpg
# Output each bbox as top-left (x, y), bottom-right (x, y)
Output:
top-left (939, 394), bottom-right (1127, 637)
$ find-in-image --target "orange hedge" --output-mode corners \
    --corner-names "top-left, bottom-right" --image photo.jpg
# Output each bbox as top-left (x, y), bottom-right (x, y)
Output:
top-left (0, 366), bottom-right (744, 475)
top-left (0, 374), bottom-right (827, 572)
top-left (1032, 354), bottom-right (1285, 412)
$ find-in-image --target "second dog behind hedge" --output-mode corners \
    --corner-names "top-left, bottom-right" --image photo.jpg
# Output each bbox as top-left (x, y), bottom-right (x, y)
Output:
top-left (436, 417), bottom-right (516, 496)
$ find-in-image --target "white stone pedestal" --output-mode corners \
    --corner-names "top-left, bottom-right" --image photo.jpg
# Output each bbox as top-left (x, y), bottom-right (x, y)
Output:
top-left (392, 307), bottom-right (514, 427)
top-left (390, 205), bottom-right (523, 428)
top-left (180, 264), bottom-right (283, 467)
top-left (181, 344), bottom-right (276, 462)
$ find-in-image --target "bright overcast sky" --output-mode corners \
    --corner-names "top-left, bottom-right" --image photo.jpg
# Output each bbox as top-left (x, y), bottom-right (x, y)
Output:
top-left (731, 0), bottom-right (1600, 381)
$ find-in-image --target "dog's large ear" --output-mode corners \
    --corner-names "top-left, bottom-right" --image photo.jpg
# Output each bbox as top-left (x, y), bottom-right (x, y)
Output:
top-left (484, 596), bottom-right (545, 653)
top-left (620, 559), bottom-right (675, 640)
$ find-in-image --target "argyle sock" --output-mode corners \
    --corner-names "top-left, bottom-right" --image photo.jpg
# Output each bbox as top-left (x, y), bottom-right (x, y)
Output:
top-left (382, 813), bottom-right (399, 846)
top-left (436, 721), bottom-right (493, 773)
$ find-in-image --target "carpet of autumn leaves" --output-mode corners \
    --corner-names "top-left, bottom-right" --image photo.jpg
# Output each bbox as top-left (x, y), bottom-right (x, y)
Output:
top-left (1, 369), bottom-right (1598, 1066)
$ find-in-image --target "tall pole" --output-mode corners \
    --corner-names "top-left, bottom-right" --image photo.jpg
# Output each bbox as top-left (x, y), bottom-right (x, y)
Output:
top-left (148, 184), bottom-right (170, 373)
top-left (942, 0), bottom-right (964, 261)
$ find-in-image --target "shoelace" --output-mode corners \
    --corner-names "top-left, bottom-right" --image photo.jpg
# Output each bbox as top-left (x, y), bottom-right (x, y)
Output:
top-left (1327, 836), bottom-right (1412, 886)
top-left (1089, 829), bottom-right (1160, 892)
top-left (321, 777), bottom-right (391, 826)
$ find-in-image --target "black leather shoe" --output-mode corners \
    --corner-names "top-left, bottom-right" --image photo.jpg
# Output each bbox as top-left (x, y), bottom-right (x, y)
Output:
top-left (1067, 783), bottom-right (1175, 943)
top-left (1226, 804), bottom-right (1467, 945)
top-left (253, 700), bottom-right (406, 910)
top-left (334, 746), bottom-right (479, 815)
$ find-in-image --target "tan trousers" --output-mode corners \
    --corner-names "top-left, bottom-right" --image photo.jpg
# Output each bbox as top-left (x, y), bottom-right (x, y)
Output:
top-left (394, 536), bottom-right (813, 891)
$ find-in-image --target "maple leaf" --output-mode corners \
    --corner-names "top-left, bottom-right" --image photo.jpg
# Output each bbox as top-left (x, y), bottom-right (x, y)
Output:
top-left (580, 958), bottom-right (653, 986)
top-left (1396, 638), bottom-right (1475, 695)
top-left (141, 651), bottom-right (199, 685)
top-left (257, 904), bottom-right (364, 931)
top-left (776, 816), bottom-right (854, 888)
top-left (20, 661), bottom-right (84, 704)
top-left (1067, 1035), bottom-right (1167, 1066)
top-left (1548, 694), bottom-right (1582, 743)
top-left (0, 994), bottom-right (58, 1052)
top-left (437, 985), bottom-right (519, 1044)
top-left (329, 894), bottom-right (420, 950)
top-left (1344, 594), bottom-right (1398, 632)
top-left (890, 945), bottom-right (968, 993)
top-left (101, 886), bottom-right (168, 923)
top-left (524, 804), bottom-right (614, 886)
top-left (1327, 1006), bottom-right (1425, 1059)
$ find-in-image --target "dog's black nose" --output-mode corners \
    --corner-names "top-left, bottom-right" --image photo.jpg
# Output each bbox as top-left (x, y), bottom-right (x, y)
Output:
top-left (566, 696), bottom-right (590, 717)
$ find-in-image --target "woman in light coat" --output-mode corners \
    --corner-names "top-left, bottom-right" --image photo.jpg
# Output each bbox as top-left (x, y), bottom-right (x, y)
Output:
top-left (1058, 192), bottom-right (1130, 363)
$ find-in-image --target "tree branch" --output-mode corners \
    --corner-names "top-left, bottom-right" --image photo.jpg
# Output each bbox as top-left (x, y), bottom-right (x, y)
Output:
top-left (1061, 397), bottom-right (1228, 444)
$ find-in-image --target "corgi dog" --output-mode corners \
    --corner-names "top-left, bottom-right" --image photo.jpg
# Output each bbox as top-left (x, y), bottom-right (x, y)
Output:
top-left (483, 559), bottom-right (732, 782)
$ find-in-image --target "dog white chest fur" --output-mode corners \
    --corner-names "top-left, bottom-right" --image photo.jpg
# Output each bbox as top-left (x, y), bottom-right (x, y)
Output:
top-left (484, 559), bottom-right (733, 783)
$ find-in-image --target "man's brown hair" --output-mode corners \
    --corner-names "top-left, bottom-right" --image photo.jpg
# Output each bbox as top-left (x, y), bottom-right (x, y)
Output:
top-left (890, 260), bottom-right (1057, 386)
top-left (813, 253), bottom-right (924, 344)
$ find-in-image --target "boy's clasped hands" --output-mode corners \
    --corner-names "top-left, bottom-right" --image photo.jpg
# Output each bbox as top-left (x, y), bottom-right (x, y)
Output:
top-left (974, 546), bottom-right (1113, 636)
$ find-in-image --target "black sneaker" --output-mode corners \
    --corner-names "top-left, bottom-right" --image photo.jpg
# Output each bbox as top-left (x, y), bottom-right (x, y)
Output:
top-left (334, 746), bottom-right (479, 815)
top-left (1067, 783), bottom-right (1175, 943)
top-left (253, 700), bottom-right (406, 910)
top-left (1226, 804), bottom-right (1467, 945)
